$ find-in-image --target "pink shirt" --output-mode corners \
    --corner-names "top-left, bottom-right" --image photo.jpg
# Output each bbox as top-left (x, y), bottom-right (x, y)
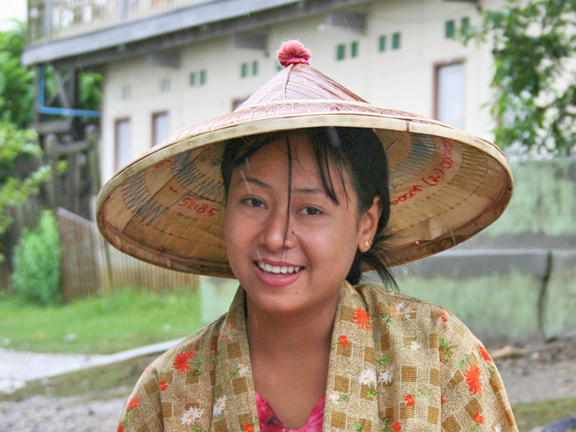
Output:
top-left (255, 393), bottom-right (325, 432)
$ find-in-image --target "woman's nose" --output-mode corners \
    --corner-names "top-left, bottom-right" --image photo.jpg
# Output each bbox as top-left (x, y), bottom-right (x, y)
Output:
top-left (260, 210), bottom-right (296, 251)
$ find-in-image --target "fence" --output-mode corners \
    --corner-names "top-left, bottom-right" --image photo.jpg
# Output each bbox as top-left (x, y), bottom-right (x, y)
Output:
top-left (28, 0), bottom-right (219, 45)
top-left (57, 208), bottom-right (198, 302)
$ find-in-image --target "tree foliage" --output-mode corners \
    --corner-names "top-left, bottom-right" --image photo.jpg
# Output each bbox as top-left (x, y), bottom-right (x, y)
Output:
top-left (466, 0), bottom-right (576, 156)
top-left (12, 210), bottom-right (61, 305)
top-left (0, 122), bottom-right (51, 258)
top-left (0, 22), bottom-right (103, 129)
top-left (0, 22), bottom-right (34, 129)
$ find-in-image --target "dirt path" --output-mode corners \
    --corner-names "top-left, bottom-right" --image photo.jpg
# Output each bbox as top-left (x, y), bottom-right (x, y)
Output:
top-left (1, 340), bottom-right (575, 431)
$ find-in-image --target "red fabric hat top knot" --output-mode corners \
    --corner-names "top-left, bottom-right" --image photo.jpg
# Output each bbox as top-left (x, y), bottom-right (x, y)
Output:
top-left (277, 40), bottom-right (312, 67)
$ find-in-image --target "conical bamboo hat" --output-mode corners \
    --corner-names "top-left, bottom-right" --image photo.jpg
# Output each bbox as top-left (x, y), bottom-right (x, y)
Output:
top-left (97, 41), bottom-right (513, 278)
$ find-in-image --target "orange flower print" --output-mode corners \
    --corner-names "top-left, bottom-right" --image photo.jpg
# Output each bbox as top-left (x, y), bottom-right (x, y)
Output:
top-left (465, 364), bottom-right (483, 395)
top-left (441, 394), bottom-right (446, 404)
top-left (338, 335), bottom-right (349, 347)
top-left (117, 423), bottom-right (125, 432)
top-left (479, 345), bottom-right (492, 362)
top-left (404, 394), bottom-right (414, 406)
top-left (353, 307), bottom-right (372, 330)
top-left (160, 381), bottom-right (168, 391)
top-left (474, 413), bottom-right (484, 424)
top-left (391, 421), bottom-right (402, 432)
top-left (173, 349), bottom-right (197, 373)
top-left (440, 313), bottom-right (448, 322)
top-left (126, 397), bottom-right (141, 410)
top-left (243, 424), bottom-right (254, 432)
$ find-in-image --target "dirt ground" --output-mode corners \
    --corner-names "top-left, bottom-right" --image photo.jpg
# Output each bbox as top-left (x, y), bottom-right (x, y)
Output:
top-left (1, 339), bottom-right (575, 432)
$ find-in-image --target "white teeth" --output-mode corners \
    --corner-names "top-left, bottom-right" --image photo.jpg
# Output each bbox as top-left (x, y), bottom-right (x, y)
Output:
top-left (258, 262), bottom-right (301, 274)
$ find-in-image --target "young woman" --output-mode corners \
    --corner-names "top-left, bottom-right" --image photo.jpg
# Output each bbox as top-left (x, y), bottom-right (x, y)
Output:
top-left (98, 41), bottom-right (518, 431)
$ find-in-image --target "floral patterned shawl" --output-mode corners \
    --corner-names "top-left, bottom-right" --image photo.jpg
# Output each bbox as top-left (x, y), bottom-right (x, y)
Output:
top-left (118, 282), bottom-right (518, 432)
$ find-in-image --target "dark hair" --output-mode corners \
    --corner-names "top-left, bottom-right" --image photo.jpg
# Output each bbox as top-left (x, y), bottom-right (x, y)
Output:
top-left (221, 127), bottom-right (397, 288)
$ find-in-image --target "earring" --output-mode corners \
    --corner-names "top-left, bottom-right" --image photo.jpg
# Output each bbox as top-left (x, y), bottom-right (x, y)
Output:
top-left (364, 239), bottom-right (373, 250)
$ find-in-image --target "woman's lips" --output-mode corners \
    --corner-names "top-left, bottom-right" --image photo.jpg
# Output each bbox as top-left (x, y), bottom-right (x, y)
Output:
top-left (253, 261), bottom-right (304, 287)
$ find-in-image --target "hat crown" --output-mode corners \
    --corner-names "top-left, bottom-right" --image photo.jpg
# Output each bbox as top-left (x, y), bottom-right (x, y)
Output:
top-left (237, 41), bottom-right (368, 110)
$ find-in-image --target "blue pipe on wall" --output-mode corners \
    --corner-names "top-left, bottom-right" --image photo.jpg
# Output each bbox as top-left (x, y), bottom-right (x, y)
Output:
top-left (37, 65), bottom-right (101, 118)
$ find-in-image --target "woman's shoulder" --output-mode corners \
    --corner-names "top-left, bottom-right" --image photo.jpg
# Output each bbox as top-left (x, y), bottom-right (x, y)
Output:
top-left (354, 283), bottom-right (477, 339)
top-left (355, 283), bottom-right (451, 314)
top-left (144, 313), bottom-right (229, 375)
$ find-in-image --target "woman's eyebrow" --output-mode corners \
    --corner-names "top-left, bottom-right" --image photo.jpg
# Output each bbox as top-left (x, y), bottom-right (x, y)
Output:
top-left (294, 187), bottom-right (324, 195)
top-left (235, 176), bottom-right (270, 189)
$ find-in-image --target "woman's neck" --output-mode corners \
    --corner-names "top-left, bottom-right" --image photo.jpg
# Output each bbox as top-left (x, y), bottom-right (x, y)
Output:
top-left (245, 294), bottom-right (339, 356)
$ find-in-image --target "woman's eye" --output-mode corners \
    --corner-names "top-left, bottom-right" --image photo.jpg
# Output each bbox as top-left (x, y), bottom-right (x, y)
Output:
top-left (300, 207), bottom-right (322, 216)
top-left (245, 198), bottom-right (264, 208)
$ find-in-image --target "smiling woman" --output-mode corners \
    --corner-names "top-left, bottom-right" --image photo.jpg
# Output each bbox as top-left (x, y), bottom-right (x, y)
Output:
top-left (98, 41), bottom-right (518, 431)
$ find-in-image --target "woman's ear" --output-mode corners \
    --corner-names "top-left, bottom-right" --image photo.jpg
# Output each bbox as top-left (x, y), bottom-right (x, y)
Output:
top-left (358, 196), bottom-right (382, 252)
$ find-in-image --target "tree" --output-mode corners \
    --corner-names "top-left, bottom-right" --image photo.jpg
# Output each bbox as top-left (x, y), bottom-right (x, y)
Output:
top-left (0, 22), bottom-right (34, 128)
top-left (466, 0), bottom-right (576, 156)
top-left (0, 22), bottom-right (103, 129)
top-left (0, 121), bottom-right (51, 262)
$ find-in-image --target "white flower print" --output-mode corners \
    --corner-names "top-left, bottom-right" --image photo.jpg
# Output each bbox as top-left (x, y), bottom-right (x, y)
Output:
top-left (393, 302), bottom-right (414, 320)
top-left (348, 284), bottom-right (357, 295)
top-left (494, 424), bottom-right (502, 432)
top-left (219, 322), bottom-right (235, 341)
top-left (410, 340), bottom-right (422, 351)
top-left (359, 369), bottom-right (377, 386)
top-left (238, 363), bottom-right (249, 378)
top-left (213, 395), bottom-right (227, 416)
top-left (328, 391), bottom-right (340, 405)
top-left (181, 407), bottom-right (204, 425)
top-left (378, 366), bottom-right (394, 385)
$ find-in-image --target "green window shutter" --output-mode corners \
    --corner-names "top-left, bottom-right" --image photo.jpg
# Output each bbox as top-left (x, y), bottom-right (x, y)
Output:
top-left (460, 17), bottom-right (470, 36)
top-left (445, 20), bottom-right (455, 39)
top-left (189, 72), bottom-right (196, 86)
top-left (351, 41), bottom-right (359, 58)
top-left (252, 61), bottom-right (259, 76)
top-left (241, 63), bottom-right (248, 78)
top-left (392, 33), bottom-right (401, 50)
top-left (199, 70), bottom-right (207, 85)
top-left (336, 44), bottom-right (346, 61)
top-left (379, 35), bottom-right (387, 52)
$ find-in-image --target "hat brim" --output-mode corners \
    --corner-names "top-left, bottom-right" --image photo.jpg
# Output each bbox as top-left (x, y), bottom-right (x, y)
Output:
top-left (97, 100), bottom-right (513, 278)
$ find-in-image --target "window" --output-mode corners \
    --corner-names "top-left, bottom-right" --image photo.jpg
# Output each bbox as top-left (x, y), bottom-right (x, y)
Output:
top-left (392, 33), bottom-right (401, 50)
top-left (114, 119), bottom-right (131, 171)
top-left (121, 84), bottom-right (131, 100)
top-left (379, 35), bottom-right (387, 52)
top-left (460, 17), bottom-right (470, 36)
top-left (241, 62), bottom-right (249, 78)
top-left (160, 77), bottom-right (170, 93)
top-left (435, 62), bottom-right (464, 128)
top-left (351, 41), bottom-right (359, 58)
top-left (252, 61), bottom-right (259, 76)
top-left (336, 44), bottom-right (345, 61)
top-left (190, 70), bottom-right (207, 86)
top-left (152, 112), bottom-right (169, 147)
top-left (445, 20), bottom-right (455, 39)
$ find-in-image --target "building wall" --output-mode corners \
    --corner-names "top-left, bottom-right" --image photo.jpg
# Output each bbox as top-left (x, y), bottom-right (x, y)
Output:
top-left (101, 0), bottom-right (501, 181)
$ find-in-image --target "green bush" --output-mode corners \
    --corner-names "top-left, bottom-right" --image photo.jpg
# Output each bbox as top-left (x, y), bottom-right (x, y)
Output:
top-left (12, 210), bottom-right (61, 305)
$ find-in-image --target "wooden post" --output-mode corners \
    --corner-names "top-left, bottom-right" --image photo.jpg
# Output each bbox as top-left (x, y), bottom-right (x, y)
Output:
top-left (44, 133), bottom-right (59, 211)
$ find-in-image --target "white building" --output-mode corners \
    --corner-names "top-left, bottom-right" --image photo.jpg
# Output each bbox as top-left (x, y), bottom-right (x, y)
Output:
top-left (23, 0), bottom-right (502, 184)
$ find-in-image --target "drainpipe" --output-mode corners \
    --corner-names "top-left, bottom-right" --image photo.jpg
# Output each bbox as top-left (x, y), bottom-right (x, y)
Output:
top-left (37, 65), bottom-right (101, 118)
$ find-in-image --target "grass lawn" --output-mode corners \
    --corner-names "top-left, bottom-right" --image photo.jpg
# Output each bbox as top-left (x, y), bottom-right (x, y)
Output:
top-left (0, 288), bottom-right (204, 354)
